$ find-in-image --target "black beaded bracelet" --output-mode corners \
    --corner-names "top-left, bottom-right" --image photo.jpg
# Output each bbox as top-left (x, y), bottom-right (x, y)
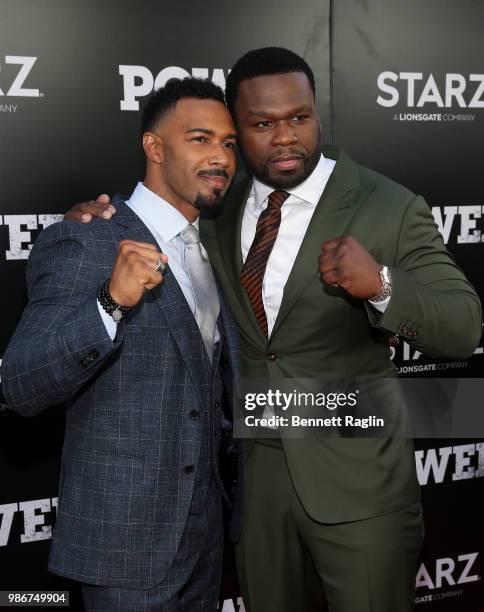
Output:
top-left (98, 279), bottom-right (131, 322)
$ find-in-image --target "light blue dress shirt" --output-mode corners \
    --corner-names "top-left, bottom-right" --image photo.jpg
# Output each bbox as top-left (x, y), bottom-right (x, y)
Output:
top-left (98, 182), bottom-right (220, 342)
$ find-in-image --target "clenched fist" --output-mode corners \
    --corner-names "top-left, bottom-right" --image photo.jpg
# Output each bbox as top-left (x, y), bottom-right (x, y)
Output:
top-left (109, 240), bottom-right (168, 307)
top-left (319, 236), bottom-right (382, 299)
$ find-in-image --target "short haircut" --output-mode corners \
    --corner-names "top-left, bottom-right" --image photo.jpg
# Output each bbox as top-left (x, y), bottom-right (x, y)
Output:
top-left (225, 47), bottom-right (316, 115)
top-left (141, 77), bottom-right (226, 134)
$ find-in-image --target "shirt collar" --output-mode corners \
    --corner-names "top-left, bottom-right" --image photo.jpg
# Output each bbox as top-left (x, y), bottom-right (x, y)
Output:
top-left (126, 182), bottom-right (198, 242)
top-left (251, 153), bottom-right (330, 211)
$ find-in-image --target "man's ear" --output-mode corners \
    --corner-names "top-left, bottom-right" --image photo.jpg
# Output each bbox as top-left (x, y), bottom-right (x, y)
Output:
top-left (142, 131), bottom-right (164, 164)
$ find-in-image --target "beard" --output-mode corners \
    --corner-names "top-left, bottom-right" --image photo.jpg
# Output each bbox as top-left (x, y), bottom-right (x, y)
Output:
top-left (240, 128), bottom-right (323, 190)
top-left (194, 189), bottom-right (224, 214)
top-left (193, 168), bottom-right (228, 215)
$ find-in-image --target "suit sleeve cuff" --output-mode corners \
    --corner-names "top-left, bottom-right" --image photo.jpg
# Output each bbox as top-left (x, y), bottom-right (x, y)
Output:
top-left (364, 267), bottom-right (420, 339)
top-left (61, 298), bottom-right (125, 377)
top-left (367, 295), bottom-right (390, 314)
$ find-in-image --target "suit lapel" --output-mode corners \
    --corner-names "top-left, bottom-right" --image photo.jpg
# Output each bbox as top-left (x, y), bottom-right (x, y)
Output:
top-left (112, 197), bottom-right (209, 400)
top-left (215, 178), bottom-right (248, 281)
top-left (269, 148), bottom-right (363, 338)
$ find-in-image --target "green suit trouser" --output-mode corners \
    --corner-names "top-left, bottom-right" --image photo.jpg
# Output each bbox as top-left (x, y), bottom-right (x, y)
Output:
top-left (236, 439), bottom-right (424, 612)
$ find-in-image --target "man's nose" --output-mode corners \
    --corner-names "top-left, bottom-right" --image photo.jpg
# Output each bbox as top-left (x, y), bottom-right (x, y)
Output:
top-left (272, 121), bottom-right (298, 146)
top-left (208, 144), bottom-right (231, 167)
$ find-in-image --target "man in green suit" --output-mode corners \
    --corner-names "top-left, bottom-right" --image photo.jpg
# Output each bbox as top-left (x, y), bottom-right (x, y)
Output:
top-left (68, 48), bottom-right (482, 612)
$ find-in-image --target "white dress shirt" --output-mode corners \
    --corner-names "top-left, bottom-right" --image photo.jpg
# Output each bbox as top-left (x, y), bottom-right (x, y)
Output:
top-left (98, 182), bottom-right (219, 343)
top-left (240, 154), bottom-right (388, 336)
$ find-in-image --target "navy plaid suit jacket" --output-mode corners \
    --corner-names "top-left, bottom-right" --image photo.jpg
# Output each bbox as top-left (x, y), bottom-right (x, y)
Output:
top-left (2, 197), bottom-right (241, 588)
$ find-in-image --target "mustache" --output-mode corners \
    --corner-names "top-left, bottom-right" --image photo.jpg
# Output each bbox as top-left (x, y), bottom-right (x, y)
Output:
top-left (197, 168), bottom-right (229, 179)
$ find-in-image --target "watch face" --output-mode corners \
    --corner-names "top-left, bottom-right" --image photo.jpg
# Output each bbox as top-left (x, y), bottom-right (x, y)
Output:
top-left (383, 266), bottom-right (391, 285)
top-left (112, 308), bottom-right (122, 322)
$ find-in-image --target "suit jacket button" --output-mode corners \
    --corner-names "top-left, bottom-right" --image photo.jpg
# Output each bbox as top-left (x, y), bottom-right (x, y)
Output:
top-left (266, 352), bottom-right (277, 361)
top-left (184, 465), bottom-right (194, 474)
top-left (189, 410), bottom-right (200, 421)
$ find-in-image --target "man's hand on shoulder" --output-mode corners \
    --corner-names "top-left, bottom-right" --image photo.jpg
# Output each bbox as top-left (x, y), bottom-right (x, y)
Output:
top-left (64, 193), bottom-right (117, 223)
top-left (319, 236), bottom-right (382, 299)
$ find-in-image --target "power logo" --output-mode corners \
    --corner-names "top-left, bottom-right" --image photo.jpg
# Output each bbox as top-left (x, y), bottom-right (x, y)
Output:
top-left (0, 214), bottom-right (63, 260)
top-left (217, 598), bottom-right (246, 612)
top-left (119, 65), bottom-right (228, 111)
top-left (0, 498), bottom-right (58, 546)
top-left (415, 443), bottom-right (484, 486)
top-left (431, 205), bottom-right (484, 244)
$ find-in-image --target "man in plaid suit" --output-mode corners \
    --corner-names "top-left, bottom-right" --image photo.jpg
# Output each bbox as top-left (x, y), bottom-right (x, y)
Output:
top-left (2, 78), bottom-right (241, 611)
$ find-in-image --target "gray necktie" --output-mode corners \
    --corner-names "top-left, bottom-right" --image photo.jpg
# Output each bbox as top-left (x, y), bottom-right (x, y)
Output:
top-left (179, 224), bottom-right (220, 363)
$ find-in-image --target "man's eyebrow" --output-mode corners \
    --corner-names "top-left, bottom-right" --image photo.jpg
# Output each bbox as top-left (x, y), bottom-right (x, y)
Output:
top-left (247, 110), bottom-right (270, 117)
top-left (185, 128), bottom-right (214, 135)
top-left (185, 128), bottom-right (237, 139)
top-left (248, 105), bottom-right (311, 117)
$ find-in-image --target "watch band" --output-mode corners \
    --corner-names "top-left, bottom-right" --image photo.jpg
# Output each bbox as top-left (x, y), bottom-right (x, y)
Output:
top-left (370, 265), bottom-right (392, 303)
top-left (98, 279), bottom-right (131, 322)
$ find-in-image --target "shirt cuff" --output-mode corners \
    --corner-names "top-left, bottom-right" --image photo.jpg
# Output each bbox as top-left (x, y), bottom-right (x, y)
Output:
top-left (97, 299), bottom-right (118, 340)
top-left (368, 295), bottom-right (391, 313)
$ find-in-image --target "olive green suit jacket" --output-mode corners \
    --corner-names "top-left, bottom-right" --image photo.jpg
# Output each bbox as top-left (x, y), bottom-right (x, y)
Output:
top-left (200, 146), bottom-right (482, 523)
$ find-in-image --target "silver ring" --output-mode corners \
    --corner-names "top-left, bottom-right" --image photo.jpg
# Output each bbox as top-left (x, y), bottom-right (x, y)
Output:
top-left (154, 257), bottom-right (165, 273)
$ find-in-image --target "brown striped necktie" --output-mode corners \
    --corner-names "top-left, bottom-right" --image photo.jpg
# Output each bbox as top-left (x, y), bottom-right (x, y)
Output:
top-left (240, 190), bottom-right (290, 336)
